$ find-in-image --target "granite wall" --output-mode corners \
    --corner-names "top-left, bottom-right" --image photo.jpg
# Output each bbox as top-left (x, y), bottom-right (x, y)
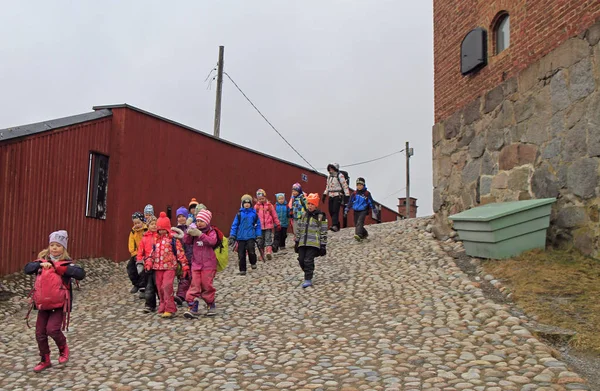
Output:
top-left (432, 20), bottom-right (600, 255)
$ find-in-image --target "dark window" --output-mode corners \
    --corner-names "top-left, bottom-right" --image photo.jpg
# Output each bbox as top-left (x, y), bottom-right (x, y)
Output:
top-left (86, 152), bottom-right (109, 219)
top-left (495, 14), bottom-right (510, 54)
top-left (461, 28), bottom-right (487, 75)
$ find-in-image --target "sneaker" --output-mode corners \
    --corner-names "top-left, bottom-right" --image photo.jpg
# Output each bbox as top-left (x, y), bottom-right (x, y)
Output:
top-left (143, 306), bottom-right (155, 313)
top-left (238, 271), bottom-right (247, 275)
top-left (184, 300), bottom-right (200, 319)
top-left (302, 280), bottom-right (313, 289)
top-left (139, 287), bottom-right (145, 293)
top-left (330, 226), bottom-right (340, 232)
top-left (138, 291), bottom-right (145, 300)
top-left (250, 264), bottom-right (257, 270)
top-left (161, 312), bottom-right (175, 319)
top-left (354, 234), bottom-right (362, 242)
top-left (129, 286), bottom-right (139, 294)
top-left (206, 303), bottom-right (217, 317)
top-left (174, 296), bottom-right (183, 306)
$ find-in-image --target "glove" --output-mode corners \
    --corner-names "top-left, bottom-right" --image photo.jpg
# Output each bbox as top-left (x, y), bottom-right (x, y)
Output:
top-left (294, 242), bottom-right (299, 254)
top-left (321, 194), bottom-right (327, 204)
top-left (229, 237), bottom-right (236, 248)
top-left (319, 246), bottom-right (327, 257)
top-left (187, 227), bottom-right (202, 237)
top-left (144, 260), bottom-right (152, 271)
top-left (181, 265), bottom-right (190, 279)
top-left (344, 210), bottom-right (348, 218)
top-left (136, 263), bottom-right (144, 275)
top-left (257, 236), bottom-right (264, 248)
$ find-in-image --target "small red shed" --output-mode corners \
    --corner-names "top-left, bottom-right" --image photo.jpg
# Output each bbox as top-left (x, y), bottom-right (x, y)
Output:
top-left (0, 104), bottom-right (399, 276)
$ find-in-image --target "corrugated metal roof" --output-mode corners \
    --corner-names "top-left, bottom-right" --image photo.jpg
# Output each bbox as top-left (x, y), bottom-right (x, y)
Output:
top-left (0, 109), bottom-right (113, 142)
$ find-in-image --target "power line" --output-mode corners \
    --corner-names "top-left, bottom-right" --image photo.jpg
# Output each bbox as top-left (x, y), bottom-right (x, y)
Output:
top-left (223, 72), bottom-right (318, 172)
top-left (381, 187), bottom-right (406, 201)
top-left (318, 149), bottom-right (405, 170)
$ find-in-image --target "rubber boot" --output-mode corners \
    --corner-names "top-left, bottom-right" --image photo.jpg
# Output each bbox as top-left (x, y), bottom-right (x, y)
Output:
top-left (266, 246), bottom-right (273, 260)
top-left (33, 354), bottom-right (52, 372)
top-left (58, 345), bottom-right (69, 364)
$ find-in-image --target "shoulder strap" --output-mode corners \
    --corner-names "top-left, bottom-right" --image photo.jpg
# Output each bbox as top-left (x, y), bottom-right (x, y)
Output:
top-left (171, 237), bottom-right (177, 256)
top-left (336, 173), bottom-right (343, 189)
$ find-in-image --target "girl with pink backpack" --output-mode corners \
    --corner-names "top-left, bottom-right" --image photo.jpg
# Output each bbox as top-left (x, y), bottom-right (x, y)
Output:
top-left (254, 189), bottom-right (281, 260)
top-left (24, 230), bottom-right (86, 372)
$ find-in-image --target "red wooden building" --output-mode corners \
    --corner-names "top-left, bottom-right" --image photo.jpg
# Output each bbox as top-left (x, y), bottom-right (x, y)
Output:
top-left (0, 104), bottom-right (398, 276)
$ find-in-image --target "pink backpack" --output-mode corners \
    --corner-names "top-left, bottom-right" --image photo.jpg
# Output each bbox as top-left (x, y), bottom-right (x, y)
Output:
top-left (26, 261), bottom-right (71, 330)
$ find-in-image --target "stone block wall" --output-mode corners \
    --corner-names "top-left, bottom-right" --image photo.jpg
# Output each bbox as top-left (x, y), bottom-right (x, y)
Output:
top-left (432, 21), bottom-right (600, 255)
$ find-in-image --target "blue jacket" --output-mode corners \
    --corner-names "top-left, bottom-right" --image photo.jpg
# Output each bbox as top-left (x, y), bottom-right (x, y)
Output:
top-left (275, 202), bottom-right (290, 227)
top-left (346, 188), bottom-right (375, 213)
top-left (230, 207), bottom-right (262, 240)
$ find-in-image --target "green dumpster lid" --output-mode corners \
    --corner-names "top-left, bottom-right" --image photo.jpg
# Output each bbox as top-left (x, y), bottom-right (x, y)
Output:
top-left (448, 198), bottom-right (556, 222)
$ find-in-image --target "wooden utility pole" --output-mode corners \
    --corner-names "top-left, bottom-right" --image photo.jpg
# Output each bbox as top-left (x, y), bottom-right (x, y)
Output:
top-left (406, 141), bottom-right (411, 219)
top-left (213, 45), bottom-right (225, 138)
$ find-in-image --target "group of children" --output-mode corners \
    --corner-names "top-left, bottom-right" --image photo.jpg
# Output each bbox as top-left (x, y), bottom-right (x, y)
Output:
top-left (25, 176), bottom-right (377, 372)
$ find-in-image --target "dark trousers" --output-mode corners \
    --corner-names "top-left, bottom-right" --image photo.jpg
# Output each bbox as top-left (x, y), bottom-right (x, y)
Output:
top-left (126, 257), bottom-right (139, 287)
top-left (238, 239), bottom-right (258, 272)
top-left (328, 195), bottom-right (343, 229)
top-left (298, 246), bottom-right (319, 280)
top-left (273, 228), bottom-right (288, 252)
top-left (145, 270), bottom-right (158, 309)
top-left (354, 210), bottom-right (369, 238)
top-left (36, 309), bottom-right (67, 355)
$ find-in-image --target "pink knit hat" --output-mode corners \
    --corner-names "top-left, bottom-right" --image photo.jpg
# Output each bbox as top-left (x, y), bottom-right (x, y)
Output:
top-left (196, 209), bottom-right (212, 225)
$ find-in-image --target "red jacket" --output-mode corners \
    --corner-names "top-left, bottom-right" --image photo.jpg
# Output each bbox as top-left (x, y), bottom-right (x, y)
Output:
top-left (255, 201), bottom-right (281, 230)
top-left (137, 231), bottom-right (187, 271)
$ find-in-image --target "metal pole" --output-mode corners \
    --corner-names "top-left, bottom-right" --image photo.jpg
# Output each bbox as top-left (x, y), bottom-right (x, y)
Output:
top-left (213, 45), bottom-right (225, 138)
top-left (406, 141), bottom-right (410, 219)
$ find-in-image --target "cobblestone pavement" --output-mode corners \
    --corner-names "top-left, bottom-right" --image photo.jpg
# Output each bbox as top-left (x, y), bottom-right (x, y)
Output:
top-left (0, 218), bottom-right (591, 390)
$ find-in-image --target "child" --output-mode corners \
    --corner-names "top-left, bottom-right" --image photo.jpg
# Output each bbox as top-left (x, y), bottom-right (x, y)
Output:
top-left (254, 189), bottom-right (281, 260)
top-left (143, 212), bottom-right (188, 318)
top-left (183, 209), bottom-right (218, 318)
top-left (274, 193), bottom-right (290, 251)
top-left (127, 212), bottom-right (147, 294)
top-left (294, 194), bottom-right (328, 288)
top-left (186, 199), bottom-right (207, 226)
top-left (24, 230), bottom-right (86, 372)
top-left (173, 206), bottom-right (193, 306)
top-left (289, 183), bottom-right (308, 236)
top-left (137, 215), bottom-right (159, 312)
top-left (344, 177), bottom-right (376, 241)
top-left (230, 194), bottom-right (262, 275)
top-left (144, 204), bottom-right (155, 221)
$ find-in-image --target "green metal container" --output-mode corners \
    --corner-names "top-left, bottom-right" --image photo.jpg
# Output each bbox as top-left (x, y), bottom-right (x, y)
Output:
top-left (448, 198), bottom-right (556, 259)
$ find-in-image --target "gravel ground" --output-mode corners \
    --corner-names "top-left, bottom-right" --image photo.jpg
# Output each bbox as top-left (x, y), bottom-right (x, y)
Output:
top-left (0, 218), bottom-right (592, 390)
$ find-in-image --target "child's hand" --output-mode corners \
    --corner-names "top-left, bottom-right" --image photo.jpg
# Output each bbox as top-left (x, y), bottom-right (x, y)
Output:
top-left (40, 262), bottom-right (53, 269)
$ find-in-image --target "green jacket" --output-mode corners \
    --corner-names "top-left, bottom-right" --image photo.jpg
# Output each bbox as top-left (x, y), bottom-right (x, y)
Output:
top-left (295, 209), bottom-right (328, 248)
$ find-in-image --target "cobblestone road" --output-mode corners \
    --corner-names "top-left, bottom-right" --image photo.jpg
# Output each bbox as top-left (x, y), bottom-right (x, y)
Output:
top-left (0, 218), bottom-right (590, 390)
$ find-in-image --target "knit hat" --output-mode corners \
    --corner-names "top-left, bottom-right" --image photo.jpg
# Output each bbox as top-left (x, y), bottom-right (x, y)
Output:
top-left (292, 183), bottom-right (302, 193)
top-left (189, 198), bottom-right (199, 209)
top-left (307, 193), bottom-right (320, 207)
top-left (256, 189), bottom-right (266, 197)
top-left (144, 204), bottom-right (154, 216)
top-left (132, 211), bottom-right (144, 222)
top-left (156, 212), bottom-right (171, 231)
top-left (176, 206), bottom-right (188, 218)
top-left (241, 194), bottom-right (253, 206)
top-left (275, 193), bottom-right (285, 200)
top-left (197, 203), bottom-right (207, 211)
top-left (146, 215), bottom-right (157, 225)
top-left (196, 209), bottom-right (213, 225)
top-left (49, 230), bottom-right (68, 249)
top-left (356, 177), bottom-right (366, 185)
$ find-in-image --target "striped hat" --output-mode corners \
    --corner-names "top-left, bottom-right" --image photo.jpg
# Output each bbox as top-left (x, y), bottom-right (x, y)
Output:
top-left (196, 209), bottom-right (213, 225)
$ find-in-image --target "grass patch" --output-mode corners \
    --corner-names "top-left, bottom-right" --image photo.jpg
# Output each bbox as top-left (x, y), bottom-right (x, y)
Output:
top-left (482, 247), bottom-right (600, 353)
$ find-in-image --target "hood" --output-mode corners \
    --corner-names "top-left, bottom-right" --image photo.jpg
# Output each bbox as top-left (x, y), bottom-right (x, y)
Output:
top-left (327, 163), bottom-right (339, 173)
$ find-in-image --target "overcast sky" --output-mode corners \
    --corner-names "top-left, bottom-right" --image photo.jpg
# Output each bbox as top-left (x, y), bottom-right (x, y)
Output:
top-left (0, 1), bottom-right (433, 215)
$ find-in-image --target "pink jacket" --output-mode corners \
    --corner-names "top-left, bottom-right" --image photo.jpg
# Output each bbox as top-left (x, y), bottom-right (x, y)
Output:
top-left (183, 226), bottom-right (218, 271)
top-left (255, 201), bottom-right (281, 230)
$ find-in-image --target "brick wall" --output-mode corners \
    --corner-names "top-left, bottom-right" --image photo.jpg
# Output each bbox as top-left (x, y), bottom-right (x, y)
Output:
top-left (434, 0), bottom-right (600, 123)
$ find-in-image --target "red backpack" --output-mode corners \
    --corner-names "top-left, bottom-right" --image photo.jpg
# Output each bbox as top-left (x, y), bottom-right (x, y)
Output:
top-left (26, 260), bottom-right (71, 330)
top-left (211, 226), bottom-right (224, 250)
